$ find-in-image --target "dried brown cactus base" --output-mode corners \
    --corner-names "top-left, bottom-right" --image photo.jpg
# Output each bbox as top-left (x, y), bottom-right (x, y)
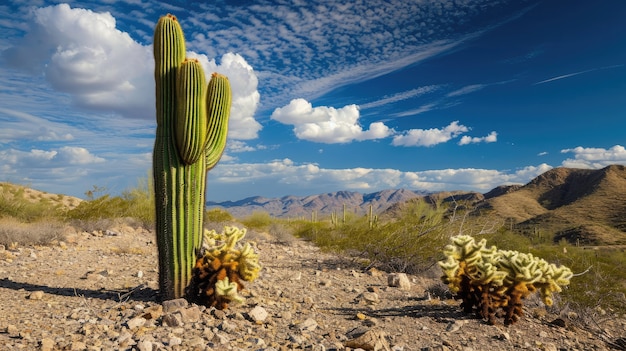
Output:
top-left (185, 256), bottom-right (245, 309)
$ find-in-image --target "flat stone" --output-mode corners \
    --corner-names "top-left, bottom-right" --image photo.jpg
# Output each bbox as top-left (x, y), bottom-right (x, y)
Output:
top-left (298, 318), bottom-right (318, 332)
top-left (162, 298), bottom-right (187, 313)
top-left (28, 290), bottom-right (44, 300)
top-left (387, 273), bottom-right (411, 290)
top-left (248, 306), bottom-right (269, 323)
top-left (126, 316), bottom-right (146, 329)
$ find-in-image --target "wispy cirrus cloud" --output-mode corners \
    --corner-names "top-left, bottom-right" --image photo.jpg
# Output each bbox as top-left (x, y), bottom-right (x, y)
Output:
top-left (534, 64), bottom-right (624, 85)
top-left (188, 0), bottom-right (526, 106)
top-left (360, 85), bottom-right (441, 110)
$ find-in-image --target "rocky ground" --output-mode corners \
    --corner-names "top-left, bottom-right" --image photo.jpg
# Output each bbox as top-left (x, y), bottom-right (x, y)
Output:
top-left (0, 224), bottom-right (625, 351)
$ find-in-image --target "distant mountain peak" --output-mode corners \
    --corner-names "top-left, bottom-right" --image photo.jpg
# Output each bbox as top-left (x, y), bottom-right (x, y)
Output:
top-left (207, 189), bottom-right (428, 218)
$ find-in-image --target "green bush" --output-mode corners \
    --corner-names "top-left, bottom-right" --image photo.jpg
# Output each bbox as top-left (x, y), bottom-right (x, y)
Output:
top-left (0, 187), bottom-right (66, 222)
top-left (295, 199), bottom-right (451, 273)
top-left (205, 208), bottom-right (234, 223)
top-left (240, 211), bottom-right (273, 230)
top-left (67, 176), bottom-right (154, 228)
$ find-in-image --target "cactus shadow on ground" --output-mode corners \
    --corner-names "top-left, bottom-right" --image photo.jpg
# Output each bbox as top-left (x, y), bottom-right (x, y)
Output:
top-left (0, 278), bottom-right (157, 302)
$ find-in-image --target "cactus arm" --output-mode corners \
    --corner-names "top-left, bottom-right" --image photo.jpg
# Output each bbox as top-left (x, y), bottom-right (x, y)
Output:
top-left (175, 59), bottom-right (207, 165)
top-left (204, 73), bottom-right (231, 171)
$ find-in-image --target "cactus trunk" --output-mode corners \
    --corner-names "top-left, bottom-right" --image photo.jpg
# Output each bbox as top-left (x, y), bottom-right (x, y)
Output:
top-left (152, 14), bottom-right (231, 300)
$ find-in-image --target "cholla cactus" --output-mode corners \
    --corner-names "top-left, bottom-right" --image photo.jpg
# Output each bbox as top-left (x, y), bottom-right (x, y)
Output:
top-left (186, 226), bottom-right (261, 309)
top-left (439, 235), bottom-right (573, 325)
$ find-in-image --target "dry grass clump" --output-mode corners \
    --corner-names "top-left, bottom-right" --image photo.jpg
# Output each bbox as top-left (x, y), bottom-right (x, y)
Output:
top-left (0, 217), bottom-right (66, 247)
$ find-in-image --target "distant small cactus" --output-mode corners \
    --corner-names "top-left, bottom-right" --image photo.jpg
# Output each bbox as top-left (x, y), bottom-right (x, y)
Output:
top-left (439, 235), bottom-right (573, 325)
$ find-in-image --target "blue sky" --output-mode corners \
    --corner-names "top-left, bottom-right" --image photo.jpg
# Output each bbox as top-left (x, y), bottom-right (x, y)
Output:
top-left (1, 0), bottom-right (625, 202)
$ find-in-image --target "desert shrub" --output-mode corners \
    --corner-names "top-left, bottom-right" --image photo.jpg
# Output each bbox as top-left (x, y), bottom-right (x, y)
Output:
top-left (240, 211), bottom-right (273, 230)
top-left (0, 187), bottom-right (66, 222)
top-left (0, 217), bottom-right (66, 246)
top-left (295, 199), bottom-right (452, 273)
top-left (267, 222), bottom-right (296, 244)
top-left (67, 177), bottom-right (155, 228)
top-left (205, 208), bottom-right (234, 223)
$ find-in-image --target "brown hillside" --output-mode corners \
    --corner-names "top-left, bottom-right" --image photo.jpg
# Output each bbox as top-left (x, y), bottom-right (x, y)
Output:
top-left (484, 165), bottom-right (626, 245)
top-left (0, 182), bottom-right (82, 211)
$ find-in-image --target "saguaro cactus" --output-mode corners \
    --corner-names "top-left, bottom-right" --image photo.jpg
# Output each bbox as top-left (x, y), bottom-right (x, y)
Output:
top-left (153, 14), bottom-right (231, 300)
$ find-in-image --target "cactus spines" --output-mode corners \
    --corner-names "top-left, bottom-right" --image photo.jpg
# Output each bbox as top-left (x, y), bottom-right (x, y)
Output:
top-left (186, 227), bottom-right (261, 309)
top-left (204, 73), bottom-right (231, 171)
top-left (439, 235), bottom-right (572, 325)
top-left (152, 14), bottom-right (232, 300)
top-left (175, 58), bottom-right (207, 165)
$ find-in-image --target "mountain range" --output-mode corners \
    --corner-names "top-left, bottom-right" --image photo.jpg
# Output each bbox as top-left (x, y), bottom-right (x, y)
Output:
top-left (208, 165), bottom-right (626, 246)
top-left (206, 188), bottom-right (428, 219)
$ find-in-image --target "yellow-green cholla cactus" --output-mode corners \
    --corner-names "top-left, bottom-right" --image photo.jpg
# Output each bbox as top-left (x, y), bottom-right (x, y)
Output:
top-left (186, 226), bottom-right (261, 309)
top-left (439, 235), bottom-right (573, 325)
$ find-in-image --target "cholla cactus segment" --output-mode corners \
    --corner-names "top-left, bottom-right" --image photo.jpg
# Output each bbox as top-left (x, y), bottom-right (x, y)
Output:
top-left (439, 235), bottom-right (573, 325)
top-left (187, 226), bottom-right (261, 309)
top-left (215, 276), bottom-right (245, 304)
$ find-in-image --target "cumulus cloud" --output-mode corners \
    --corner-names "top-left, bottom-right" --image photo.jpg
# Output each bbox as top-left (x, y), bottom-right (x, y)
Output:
top-left (1, 4), bottom-right (262, 139)
top-left (270, 98), bottom-right (393, 143)
top-left (2, 4), bottom-right (153, 118)
top-left (0, 147), bottom-right (104, 170)
top-left (392, 121), bottom-right (468, 147)
top-left (458, 131), bottom-right (498, 145)
top-left (189, 52), bottom-right (262, 139)
top-left (560, 145), bottom-right (626, 168)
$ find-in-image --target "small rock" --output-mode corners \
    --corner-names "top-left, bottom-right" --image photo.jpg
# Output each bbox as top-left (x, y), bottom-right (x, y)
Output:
top-left (136, 340), bottom-right (153, 351)
top-left (387, 273), bottom-right (411, 290)
top-left (445, 321), bottom-right (461, 333)
top-left (5, 324), bottom-right (18, 336)
top-left (40, 338), bottom-right (55, 351)
top-left (248, 306), bottom-right (269, 323)
top-left (126, 316), bottom-right (146, 329)
top-left (179, 306), bottom-right (201, 323)
top-left (298, 318), bottom-right (318, 331)
top-left (356, 313), bottom-right (367, 320)
top-left (361, 292), bottom-right (380, 304)
top-left (71, 341), bottom-right (87, 350)
top-left (161, 313), bottom-right (184, 327)
top-left (137, 270), bottom-right (144, 278)
top-left (162, 298), bottom-right (187, 313)
top-left (28, 290), bottom-right (44, 300)
top-left (142, 305), bottom-right (163, 320)
top-left (540, 343), bottom-right (557, 351)
top-left (344, 328), bottom-right (391, 351)
top-left (367, 267), bottom-right (383, 277)
top-left (168, 336), bottom-right (182, 346)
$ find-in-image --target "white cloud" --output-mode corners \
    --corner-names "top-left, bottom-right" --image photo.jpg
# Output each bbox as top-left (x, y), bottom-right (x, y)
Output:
top-left (392, 121), bottom-right (468, 147)
top-left (189, 52), bottom-right (262, 140)
top-left (458, 131), bottom-right (498, 145)
top-left (0, 146), bottom-right (104, 170)
top-left (3, 4), bottom-right (154, 118)
top-left (207, 159), bottom-right (554, 201)
top-left (2, 4), bottom-right (262, 140)
top-left (270, 98), bottom-right (393, 143)
top-left (560, 145), bottom-right (626, 169)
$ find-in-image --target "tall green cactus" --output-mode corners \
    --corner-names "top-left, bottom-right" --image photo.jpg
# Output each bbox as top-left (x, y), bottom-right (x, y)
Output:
top-left (153, 14), bottom-right (231, 300)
